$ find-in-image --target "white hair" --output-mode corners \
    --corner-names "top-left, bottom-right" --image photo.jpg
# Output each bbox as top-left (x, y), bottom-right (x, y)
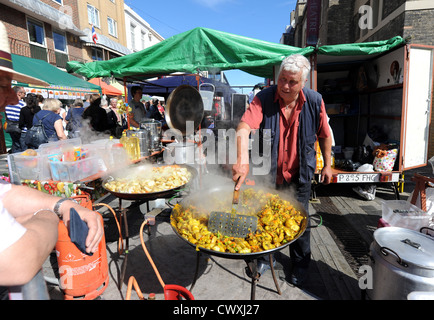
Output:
top-left (279, 54), bottom-right (311, 82)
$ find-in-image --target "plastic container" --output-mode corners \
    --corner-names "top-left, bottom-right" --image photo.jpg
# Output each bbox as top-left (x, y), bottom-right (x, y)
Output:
top-left (382, 200), bottom-right (432, 231)
top-left (8, 153), bottom-right (52, 181)
top-left (49, 156), bottom-right (107, 182)
top-left (111, 143), bottom-right (129, 168)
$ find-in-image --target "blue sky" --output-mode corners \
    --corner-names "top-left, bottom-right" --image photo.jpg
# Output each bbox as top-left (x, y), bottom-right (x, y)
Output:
top-left (124, 0), bottom-right (297, 92)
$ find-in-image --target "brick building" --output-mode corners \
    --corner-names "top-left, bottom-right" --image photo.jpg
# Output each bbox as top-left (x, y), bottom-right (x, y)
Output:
top-left (0, 0), bottom-right (85, 69)
top-left (0, 0), bottom-right (131, 69)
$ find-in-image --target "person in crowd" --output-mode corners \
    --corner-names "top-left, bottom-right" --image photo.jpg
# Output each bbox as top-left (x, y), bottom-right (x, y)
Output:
top-left (19, 93), bottom-right (41, 150)
top-left (36, 94), bottom-right (44, 109)
top-left (65, 98), bottom-right (85, 138)
top-left (101, 97), bottom-right (118, 137)
top-left (59, 105), bottom-right (67, 135)
top-left (129, 86), bottom-right (146, 128)
top-left (33, 98), bottom-right (67, 142)
top-left (83, 94), bottom-right (91, 109)
top-left (5, 86), bottom-right (26, 153)
top-left (232, 54), bottom-right (332, 287)
top-left (82, 94), bottom-right (109, 133)
top-left (0, 21), bottom-right (103, 288)
top-left (149, 98), bottom-right (163, 122)
top-left (109, 97), bottom-right (122, 126)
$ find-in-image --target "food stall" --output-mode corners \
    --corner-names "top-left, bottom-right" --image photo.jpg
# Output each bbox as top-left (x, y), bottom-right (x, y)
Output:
top-left (61, 27), bottom-right (434, 298)
top-left (308, 41), bottom-right (434, 199)
top-left (10, 54), bottom-right (101, 100)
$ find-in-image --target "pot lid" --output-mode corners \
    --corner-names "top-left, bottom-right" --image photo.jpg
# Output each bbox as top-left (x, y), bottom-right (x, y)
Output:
top-left (165, 85), bottom-right (204, 135)
top-left (373, 227), bottom-right (434, 269)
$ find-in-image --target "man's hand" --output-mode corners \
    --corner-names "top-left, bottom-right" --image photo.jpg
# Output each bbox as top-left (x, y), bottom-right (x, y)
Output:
top-left (320, 165), bottom-right (332, 185)
top-left (60, 203), bottom-right (103, 254)
top-left (232, 163), bottom-right (249, 190)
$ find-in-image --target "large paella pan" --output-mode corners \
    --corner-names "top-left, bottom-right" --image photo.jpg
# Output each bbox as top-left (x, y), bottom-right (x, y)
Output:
top-left (102, 164), bottom-right (197, 201)
top-left (171, 184), bottom-right (308, 259)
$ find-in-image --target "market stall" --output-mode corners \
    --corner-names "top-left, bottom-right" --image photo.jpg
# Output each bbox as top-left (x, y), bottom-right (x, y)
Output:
top-left (309, 40), bottom-right (434, 200)
top-left (66, 28), bottom-right (434, 199)
top-left (88, 78), bottom-right (122, 96)
top-left (58, 26), bottom-right (434, 300)
top-left (11, 54), bottom-right (101, 99)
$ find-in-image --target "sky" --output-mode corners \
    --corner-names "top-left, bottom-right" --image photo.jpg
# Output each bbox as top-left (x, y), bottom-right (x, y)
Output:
top-left (124, 0), bottom-right (297, 93)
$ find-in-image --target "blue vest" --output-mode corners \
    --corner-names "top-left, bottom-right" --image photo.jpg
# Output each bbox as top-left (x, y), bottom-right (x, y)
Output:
top-left (256, 85), bottom-right (322, 184)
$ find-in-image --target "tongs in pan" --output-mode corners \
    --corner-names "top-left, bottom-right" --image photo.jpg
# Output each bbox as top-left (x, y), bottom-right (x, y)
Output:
top-left (208, 179), bottom-right (258, 238)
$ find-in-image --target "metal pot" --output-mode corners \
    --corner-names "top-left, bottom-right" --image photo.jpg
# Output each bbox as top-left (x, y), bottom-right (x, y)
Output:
top-left (135, 129), bottom-right (151, 157)
top-left (164, 142), bottom-right (195, 165)
top-left (367, 227), bottom-right (434, 300)
top-left (140, 119), bottom-right (162, 151)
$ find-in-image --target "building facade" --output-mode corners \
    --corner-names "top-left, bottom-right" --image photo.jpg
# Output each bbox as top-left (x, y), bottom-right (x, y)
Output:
top-left (0, 0), bottom-right (137, 70)
top-left (76, 0), bottom-right (131, 61)
top-left (1, 0), bottom-right (85, 69)
top-left (124, 3), bottom-right (164, 53)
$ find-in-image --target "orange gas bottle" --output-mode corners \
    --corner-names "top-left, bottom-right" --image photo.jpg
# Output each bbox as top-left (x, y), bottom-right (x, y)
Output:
top-left (55, 195), bottom-right (109, 300)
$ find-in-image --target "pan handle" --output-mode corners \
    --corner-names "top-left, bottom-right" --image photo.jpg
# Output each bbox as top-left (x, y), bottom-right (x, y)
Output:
top-left (380, 246), bottom-right (408, 268)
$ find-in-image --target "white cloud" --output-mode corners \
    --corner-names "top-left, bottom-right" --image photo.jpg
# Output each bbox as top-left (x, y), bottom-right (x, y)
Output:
top-left (192, 0), bottom-right (235, 10)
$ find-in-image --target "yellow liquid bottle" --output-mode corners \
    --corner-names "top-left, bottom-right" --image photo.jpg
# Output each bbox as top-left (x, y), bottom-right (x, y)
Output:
top-left (130, 134), bottom-right (140, 161)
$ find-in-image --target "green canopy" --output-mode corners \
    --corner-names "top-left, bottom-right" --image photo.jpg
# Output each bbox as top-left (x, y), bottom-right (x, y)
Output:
top-left (12, 54), bottom-right (101, 92)
top-left (317, 36), bottom-right (406, 56)
top-left (66, 26), bottom-right (406, 81)
top-left (67, 27), bottom-right (315, 80)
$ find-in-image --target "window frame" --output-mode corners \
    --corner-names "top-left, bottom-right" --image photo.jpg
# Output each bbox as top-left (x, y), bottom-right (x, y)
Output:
top-left (87, 4), bottom-right (100, 28)
top-left (52, 29), bottom-right (68, 53)
top-left (107, 16), bottom-right (118, 38)
top-left (27, 17), bottom-right (46, 48)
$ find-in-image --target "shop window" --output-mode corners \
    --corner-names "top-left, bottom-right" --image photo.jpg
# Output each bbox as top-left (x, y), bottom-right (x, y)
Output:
top-left (92, 47), bottom-right (103, 61)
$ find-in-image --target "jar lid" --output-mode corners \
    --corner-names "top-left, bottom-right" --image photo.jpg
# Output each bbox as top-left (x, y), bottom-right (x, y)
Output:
top-left (373, 227), bottom-right (434, 269)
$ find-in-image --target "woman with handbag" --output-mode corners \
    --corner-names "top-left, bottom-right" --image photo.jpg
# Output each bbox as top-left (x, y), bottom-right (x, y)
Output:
top-left (19, 93), bottom-right (41, 151)
top-left (29, 98), bottom-right (66, 146)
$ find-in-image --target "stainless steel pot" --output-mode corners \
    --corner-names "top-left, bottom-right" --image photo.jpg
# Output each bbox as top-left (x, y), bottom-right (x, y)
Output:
top-left (367, 227), bottom-right (434, 300)
top-left (135, 129), bottom-right (151, 157)
top-left (164, 142), bottom-right (195, 164)
top-left (140, 119), bottom-right (162, 151)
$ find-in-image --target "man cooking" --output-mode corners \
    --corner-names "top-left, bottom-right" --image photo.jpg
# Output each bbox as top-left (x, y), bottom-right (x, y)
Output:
top-left (232, 54), bottom-right (333, 287)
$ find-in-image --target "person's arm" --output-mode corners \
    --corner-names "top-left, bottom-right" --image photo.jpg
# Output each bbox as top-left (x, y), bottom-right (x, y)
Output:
top-left (232, 121), bottom-right (252, 190)
top-left (2, 185), bottom-right (103, 254)
top-left (318, 135), bottom-right (333, 184)
top-left (0, 209), bottom-right (59, 286)
top-left (54, 119), bottom-right (67, 140)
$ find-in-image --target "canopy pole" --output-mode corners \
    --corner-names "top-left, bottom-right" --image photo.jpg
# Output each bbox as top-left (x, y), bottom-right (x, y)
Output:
top-left (124, 77), bottom-right (130, 129)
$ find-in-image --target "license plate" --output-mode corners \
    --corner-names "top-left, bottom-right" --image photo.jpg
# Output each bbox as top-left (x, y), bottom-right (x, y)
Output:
top-left (336, 173), bottom-right (380, 183)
